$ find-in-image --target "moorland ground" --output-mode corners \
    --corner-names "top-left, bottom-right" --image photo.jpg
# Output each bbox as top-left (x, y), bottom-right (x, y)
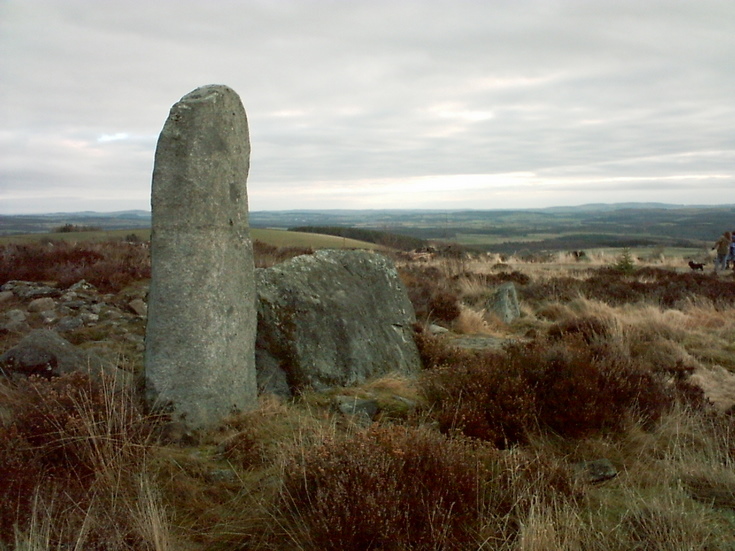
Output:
top-left (1, 229), bottom-right (734, 550)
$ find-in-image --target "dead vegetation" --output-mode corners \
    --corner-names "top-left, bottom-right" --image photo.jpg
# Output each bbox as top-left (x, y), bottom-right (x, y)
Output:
top-left (1, 241), bottom-right (735, 549)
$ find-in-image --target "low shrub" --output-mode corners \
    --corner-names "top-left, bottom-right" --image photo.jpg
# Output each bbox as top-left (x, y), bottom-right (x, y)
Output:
top-left (420, 333), bottom-right (675, 444)
top-left (509, 338), bottom-right (674, 437)
top-left (413, 325), bottom-right (474, 370)
top-left (547, 315), bottom-right (612, 343)
top-left (400, 266), bottom-right (461, 323)
top-left (0, 241), bottom-right (150, 292)
top-left (279, 425), bottom-right (485, 550)
top-left (421, 351), bottom-right (536, 447)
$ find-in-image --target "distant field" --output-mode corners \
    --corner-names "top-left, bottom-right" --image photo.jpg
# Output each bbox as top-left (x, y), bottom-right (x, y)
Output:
top-left (0, 227), bottom-right (383, 250)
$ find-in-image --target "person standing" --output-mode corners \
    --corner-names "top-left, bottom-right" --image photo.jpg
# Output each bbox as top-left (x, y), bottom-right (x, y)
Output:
top-left (712, 231), bottom-right (732, 272)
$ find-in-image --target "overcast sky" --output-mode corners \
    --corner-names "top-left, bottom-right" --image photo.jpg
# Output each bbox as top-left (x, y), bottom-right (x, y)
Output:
top-left (2, 0), bottom-right (734, 214)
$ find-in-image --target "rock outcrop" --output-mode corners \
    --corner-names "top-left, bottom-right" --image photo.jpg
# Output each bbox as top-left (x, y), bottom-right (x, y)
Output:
top-left (0, 329), bottom-right (131, 386)
top-left (256, 249), bottom-right (421, 395)
top-left (145, 85), bottom-right (258, 429)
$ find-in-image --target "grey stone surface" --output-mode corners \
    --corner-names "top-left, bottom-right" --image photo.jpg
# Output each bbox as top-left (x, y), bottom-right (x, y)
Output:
top-left (256, 249), bottom-right (421, 393)
top-left (28, 297), bottom-right (56, 312)
top-left (56, 316), bottom-right (83, 332)
top-left (2, 281), bottom-right (60, 300)
top-left (145, 85), bottom-right (257, 429)
top-left (487, 282), bottom-right (521, 324)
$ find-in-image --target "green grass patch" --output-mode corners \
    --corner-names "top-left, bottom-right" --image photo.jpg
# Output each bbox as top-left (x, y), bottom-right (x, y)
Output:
top-left (0, 228), bottom-right (382, 250)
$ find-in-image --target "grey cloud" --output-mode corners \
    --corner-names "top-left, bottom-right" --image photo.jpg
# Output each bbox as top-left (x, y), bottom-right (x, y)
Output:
top-left (2, 0), bottom-right (734, 212)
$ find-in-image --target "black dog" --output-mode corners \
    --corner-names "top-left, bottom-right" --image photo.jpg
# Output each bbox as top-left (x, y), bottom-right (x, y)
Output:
top-left (688, 260), bottom-right (705, 271)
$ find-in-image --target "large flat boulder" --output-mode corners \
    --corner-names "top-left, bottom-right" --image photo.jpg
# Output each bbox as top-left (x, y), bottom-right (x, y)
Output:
top-left (256, 250), bottom-right (420, 394)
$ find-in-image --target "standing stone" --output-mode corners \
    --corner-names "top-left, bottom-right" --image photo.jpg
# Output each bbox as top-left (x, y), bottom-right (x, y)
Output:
top-left (145, 85), bottom-right (257, 429)
top-left (486, 282), bottom-right (521, 324)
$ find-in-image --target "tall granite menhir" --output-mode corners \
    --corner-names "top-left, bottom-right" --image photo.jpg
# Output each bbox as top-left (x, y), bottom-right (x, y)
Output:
top-left (145, 85), bottom-right (257, 429)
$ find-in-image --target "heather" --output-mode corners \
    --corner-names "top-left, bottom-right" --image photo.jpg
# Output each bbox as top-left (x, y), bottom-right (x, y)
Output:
top-left (1, 240), bottom-right (735, 549)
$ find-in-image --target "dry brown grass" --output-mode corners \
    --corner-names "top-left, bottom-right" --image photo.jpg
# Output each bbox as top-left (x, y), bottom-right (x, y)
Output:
top-left (3, 244), bottom-right (735, 549)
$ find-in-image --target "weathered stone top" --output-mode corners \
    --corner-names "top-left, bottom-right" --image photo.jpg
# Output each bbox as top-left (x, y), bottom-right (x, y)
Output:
top-left (151, 84), bottom-right (250, 231)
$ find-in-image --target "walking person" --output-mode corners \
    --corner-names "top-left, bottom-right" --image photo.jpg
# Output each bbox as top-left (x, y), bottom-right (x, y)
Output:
top-left (712, 231), bottom-right (732, 272)
top-left (729, 232), bottom-right (735, 270)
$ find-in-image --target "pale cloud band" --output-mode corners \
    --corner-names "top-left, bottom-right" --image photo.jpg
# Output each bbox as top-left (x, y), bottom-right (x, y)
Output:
top-left (1, 0), bottom-right (734, 213)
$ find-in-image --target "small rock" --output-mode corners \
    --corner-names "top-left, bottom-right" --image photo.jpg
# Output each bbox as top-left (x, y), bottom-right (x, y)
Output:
top-left (574, 458), bottom-right (618, 483)
top-left (0, 291), bottom-right (13, 303)
top-left (334, 395), bottom-right (379, 423)
top-left (80, 312), bottom-right (100, 325)
top-left (104, 308), bottom-right (124, 320)
top-left (428, 324), bottom-right (449, 335)
top-left (128, 298), bottom-right (148, 317)
top-left (5, 281), bottom-right (60, 300)
top-left (28, 297), bottom-right (56, 313)
top-left (5, 309), bottom-right (27, 323)
top-left (68, 280), bottom-right (96, 292)
top-left (40, 310), bottom-right (59, 324)
top-left (56, 316), bottom-right (83, 332)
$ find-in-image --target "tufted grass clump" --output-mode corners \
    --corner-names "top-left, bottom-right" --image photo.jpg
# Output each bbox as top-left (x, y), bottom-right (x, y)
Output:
top-left (0, 372), bottom-right (159, 548)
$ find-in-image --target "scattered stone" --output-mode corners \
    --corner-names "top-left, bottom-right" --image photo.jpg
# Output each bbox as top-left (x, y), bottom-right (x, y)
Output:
top-left (145, 84), bottom-right (258, 430)
top-left (79, 312), bottom-right (100, 325)
top-left (5, 309), bottom-right (27, 324)
top-left (0, 329), bottom-right (131, 385)
top-left (2, 281), bottom-right (60, 300)
top-left (486, 282), bottom-right (521, 324)
top-left (574, 458), bottom-right (618, 483)
top-left (56, 316), bottom-right (84, 332)
top-left (128, 298), bottom-right (147, 317)
top-left (105, 309), bottom-right (124, 320)
top-left (28, 297), bottom-right (56, 313)
top-left (428, 324), bottom-right (449, 335)
top-left (40, 310), bottom-right (59, 324)
top-left (0, 291), bottom-right (14, 304)
top-left (334, 395), bottom-right (379, 423)
top-left (69, 280), bottom-right (96, 292)
top-left (256, 249), bottom-right (421, 393)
